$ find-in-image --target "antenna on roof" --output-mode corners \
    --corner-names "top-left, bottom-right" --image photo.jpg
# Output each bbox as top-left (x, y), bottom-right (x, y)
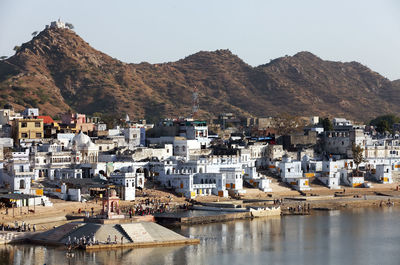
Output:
top-left (191, 86), bottom-right (199, 119)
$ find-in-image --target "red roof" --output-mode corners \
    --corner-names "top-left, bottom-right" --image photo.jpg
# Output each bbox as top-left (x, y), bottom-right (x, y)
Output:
top-left (37, 116), bottom-right (55, 124)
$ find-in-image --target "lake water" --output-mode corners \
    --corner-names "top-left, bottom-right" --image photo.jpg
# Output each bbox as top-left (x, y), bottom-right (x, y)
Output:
top-left (1, 207), bottom-right (400, 265)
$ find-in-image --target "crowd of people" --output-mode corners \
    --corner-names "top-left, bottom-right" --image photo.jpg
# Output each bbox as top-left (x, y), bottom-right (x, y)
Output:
top-left (66, 234), bottom-right (126, 249)
top-left (288, 203), bottom-right (311, 213)
top-left (125, 199), bottom-right (174, 217)
top-left (0, 221), bottom-right (36, 232)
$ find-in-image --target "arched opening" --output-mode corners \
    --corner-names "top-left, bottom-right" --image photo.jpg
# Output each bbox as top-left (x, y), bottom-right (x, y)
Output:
top-left (166, 169), bottom-right (170, 175)
top-left (20, 179), bottom-right (26, 189)
top-left (111, 201), bottom-right (116, 212)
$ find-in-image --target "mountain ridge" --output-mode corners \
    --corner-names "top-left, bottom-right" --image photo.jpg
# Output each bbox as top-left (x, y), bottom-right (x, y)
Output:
top-left (0, 27), bottom-right (399, 122)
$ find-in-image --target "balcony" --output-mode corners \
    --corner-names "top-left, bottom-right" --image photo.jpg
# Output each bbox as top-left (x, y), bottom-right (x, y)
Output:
top-left (193, 184), bottom-right (217, 189)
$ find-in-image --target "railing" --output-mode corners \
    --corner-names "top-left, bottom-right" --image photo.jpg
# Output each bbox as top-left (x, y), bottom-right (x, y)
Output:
top-left (192, 184), bottom-right (216, 189)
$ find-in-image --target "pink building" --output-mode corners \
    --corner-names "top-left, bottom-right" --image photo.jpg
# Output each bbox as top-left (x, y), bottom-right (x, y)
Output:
top-left (61, 113), bottom-right (86, 125)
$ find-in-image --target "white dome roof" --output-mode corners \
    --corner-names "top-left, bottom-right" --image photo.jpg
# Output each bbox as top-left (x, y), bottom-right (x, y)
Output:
top-left (71, 132), bottom-right (92, 147)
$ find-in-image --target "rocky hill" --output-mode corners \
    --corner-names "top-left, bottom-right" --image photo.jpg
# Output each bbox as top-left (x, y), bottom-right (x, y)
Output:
top-left (1, 27), bottom-right (399, 122)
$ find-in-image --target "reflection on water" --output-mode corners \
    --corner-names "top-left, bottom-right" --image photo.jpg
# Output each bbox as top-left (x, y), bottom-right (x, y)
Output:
top-left (1, 208), bottom-right (400, 265)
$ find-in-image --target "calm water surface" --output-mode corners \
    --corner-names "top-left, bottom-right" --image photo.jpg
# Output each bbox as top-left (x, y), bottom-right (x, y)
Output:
top-left (1, 207), bottom-right (400, 265)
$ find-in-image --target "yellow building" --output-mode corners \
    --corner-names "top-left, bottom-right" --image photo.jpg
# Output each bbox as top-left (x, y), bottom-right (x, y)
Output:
top-left (13, 118), bottom-right (44, 143)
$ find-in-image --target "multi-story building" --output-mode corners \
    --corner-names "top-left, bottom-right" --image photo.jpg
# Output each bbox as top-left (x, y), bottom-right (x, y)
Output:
top-left (0, 109), bottom-right (22, 125)
top-left (13, 118), bottom-right (44, 144)
top-left (0, 151), bottom-right (33, 194)
top-left (323, 129), bottom-right (370, 158)
top-left (110, 172), bottom-right (136, 200)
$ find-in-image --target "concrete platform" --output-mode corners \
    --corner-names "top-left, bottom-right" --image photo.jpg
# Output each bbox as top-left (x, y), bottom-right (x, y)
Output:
top-left (30, 221), bottom-right (199, 250)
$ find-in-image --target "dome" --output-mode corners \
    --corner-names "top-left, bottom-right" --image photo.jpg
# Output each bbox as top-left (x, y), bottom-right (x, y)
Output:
top-left (71, 132), bottom-right (92, 148)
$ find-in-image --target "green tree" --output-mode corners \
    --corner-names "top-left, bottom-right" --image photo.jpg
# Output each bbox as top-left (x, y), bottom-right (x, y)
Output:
top-left (13, 45), bottom-right (21, 52)
top-left (3, 103), bottom-right (13, 109)
top-left (352, 143), bottom-right (364, 172)
top-left (376, 120), bottom-right (390, 134)
top-left (0, 56), bottom-right (7, 60)
top-left (370, 114), bottom-right (400, 134)
top-left (321, 117), bottom-right (333, 131)
top-left (31, 31), bottom-right (38, 37)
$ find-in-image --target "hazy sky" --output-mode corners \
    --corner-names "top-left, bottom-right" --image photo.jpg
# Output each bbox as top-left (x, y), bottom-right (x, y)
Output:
top-left (1, 0), bottom-right (399, 80)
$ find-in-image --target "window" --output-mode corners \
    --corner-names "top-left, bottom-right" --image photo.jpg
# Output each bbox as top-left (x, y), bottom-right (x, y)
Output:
top-left (36, 133), bottom-right (42, 138)
top-left (21, 133), bottom-right (28, 138)
top-left (20, 179), bottom-right (26, 189)
top-left (21, 122), bottom-right (27, 128)
top-left (35, 122), bottom-right (41, 127)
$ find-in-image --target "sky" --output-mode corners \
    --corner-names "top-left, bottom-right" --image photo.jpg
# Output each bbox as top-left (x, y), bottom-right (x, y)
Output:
top-left (0, 0), bottom-right (399, 80)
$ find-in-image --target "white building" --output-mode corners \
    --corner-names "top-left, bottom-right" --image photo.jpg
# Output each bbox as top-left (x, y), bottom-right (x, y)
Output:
top-left (179, 121), bottom-right (210, 148)
top-left (333, 118), bottom-right (352, 127)
top-left (30, 141), bottom-right (82, 180)
top-left (340, 169), bottom-right (364, 187)
top-left (123, 127), bottom-right (145, 148)
top-left (0, 109), bottom-right (22, 125)
top-left (173, 138), bottom-right (201, 159)
top-left (70, 132), bottom-right (99, 164)
top-left (243, 166), bottom-right (272, 192)
top-left (310, 116), bottom-right (319, 125)
top-left (22, 108), bottom-right (39, 117)
top-left (161, 172), bottom-right (228, 199)
top-left (279, 156), bottom-right (303, 181)
top-left (110, 172), bottom-right (136, 201)
top-left (318, 160), bottom-right (341, 189)
top-left (374, 164), bottom-right (393, 184)
top-left (221, 167), bottom-right (243, 193)
top-left (0, 156), bottom-right (33, 194)
top-left (279, 156), bottom-right (310, 191)
top-left (50, 19), bottom-right (67, 29)
top-left (55, 168), bottom-right (83, 179)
